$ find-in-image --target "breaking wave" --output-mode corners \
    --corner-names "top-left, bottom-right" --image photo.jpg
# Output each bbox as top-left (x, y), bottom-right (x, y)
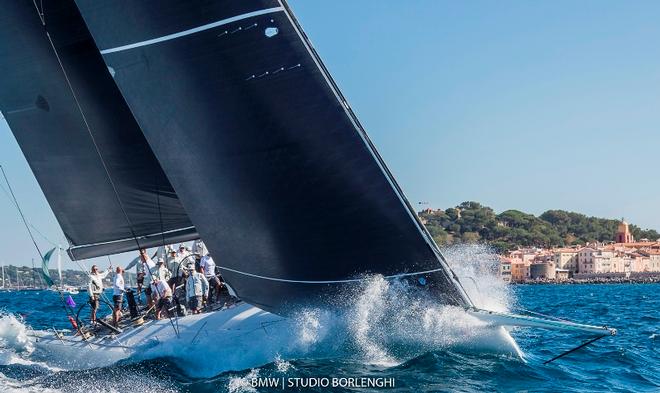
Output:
top-left (0, 313), bottom-right (35, 361)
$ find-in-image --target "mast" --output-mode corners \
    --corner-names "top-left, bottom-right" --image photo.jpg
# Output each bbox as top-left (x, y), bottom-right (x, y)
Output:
top-left (57, 246), bottom-right (63, 286)
top-left (1, 262), bottom-right (4, 288)
top-left (16, 266), bottom-right (21, 290)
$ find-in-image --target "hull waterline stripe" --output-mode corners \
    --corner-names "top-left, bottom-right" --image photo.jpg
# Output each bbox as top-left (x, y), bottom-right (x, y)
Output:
top-left (217, 265), bottom-right (444, 284)
top-left (99, 7), bottom-right (284, 54)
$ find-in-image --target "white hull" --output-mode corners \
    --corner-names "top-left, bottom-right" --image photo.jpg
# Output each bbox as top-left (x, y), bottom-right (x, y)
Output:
top-left (30, 302), bottom-right (287, 372)
top-left (48, 287), bottom-right (79, 295)
top-left (28, 303), bottom-right (524, 375)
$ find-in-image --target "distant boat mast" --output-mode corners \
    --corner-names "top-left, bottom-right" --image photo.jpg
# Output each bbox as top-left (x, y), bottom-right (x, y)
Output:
top-left (57, 246), bottom-right (63, 286)
top-left (31, 258), bottom-right (36, 288)
top-left (15, 265), bottom-right (21, 289)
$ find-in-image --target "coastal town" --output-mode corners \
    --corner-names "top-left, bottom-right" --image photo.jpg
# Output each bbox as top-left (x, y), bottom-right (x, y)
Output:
top-left (500, 221), bottom-right (660, 283)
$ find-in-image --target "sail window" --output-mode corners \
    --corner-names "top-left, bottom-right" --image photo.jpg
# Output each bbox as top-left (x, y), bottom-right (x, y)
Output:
top-left (35, 95), bottom-right (49, 112)
top-left (265, 27), bottom-right (278, 38)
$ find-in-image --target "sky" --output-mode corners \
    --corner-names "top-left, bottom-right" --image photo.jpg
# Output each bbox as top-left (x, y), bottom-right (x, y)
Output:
top-left (1, 1), bottom-right (660, 268)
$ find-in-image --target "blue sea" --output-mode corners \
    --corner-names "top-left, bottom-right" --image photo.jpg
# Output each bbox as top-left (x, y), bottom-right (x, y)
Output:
top-left (0, 279), bottom-right (658, 392)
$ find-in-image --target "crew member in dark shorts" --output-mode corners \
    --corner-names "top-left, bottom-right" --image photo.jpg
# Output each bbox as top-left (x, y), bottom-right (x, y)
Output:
top-left (151, 278), bottom-right (173, 320)
top-left (87, 264), bottom-right (111, 325)
top-left (200, 253), bottom-right (225, 304)
top-left (186, 266), bottom-right (209, 314)
top-left (112, 266), bottom-right (125, 327)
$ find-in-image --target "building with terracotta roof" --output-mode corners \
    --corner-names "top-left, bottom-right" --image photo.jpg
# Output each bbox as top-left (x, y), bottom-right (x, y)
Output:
top-left (616, 220), bottom-right (634, 243)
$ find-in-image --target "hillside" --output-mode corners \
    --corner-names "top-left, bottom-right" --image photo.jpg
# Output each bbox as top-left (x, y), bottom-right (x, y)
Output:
top-left (419, 201), bottom-right (660, 252)
top-left (1, 265), bottom-right (137, 288)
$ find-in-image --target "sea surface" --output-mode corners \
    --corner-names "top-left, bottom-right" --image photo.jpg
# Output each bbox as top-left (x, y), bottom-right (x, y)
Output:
top-left (0, 250), bottom-right (658, 392)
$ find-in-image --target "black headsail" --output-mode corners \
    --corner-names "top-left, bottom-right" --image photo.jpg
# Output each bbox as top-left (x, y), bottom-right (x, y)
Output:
top-left (75, 0), bottom-right (472, 312)
top-left (0, 1), bottom-right (197, 260)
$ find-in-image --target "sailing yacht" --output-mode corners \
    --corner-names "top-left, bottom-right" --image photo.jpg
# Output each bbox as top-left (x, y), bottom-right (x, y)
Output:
top-left (0, 0), bottom-right (614, 371)
top-left (47, 247), bottom-right (79, 294)
top-left (0, 262), bottom-right (10, 292)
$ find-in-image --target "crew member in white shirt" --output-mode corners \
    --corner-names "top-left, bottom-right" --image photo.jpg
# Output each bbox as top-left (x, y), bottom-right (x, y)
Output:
top-left (88, 264), bottom-right (112, 325)
top-left (200, 253), bottom-right (223, 304)
top-left (137, 248), bottom-right (156, 303)
top-left (112, 267), bottom-right (125, 327)
top-left (150, 278), bottom-right (173, 320)
top-left (137, 248), bottom-right (156, 307)
top-left (154, 258), bottom-right (171, 281)
top-left (166, 248), bottom-right (179, 272)
top-left (192, 239), bottom-right (208, 257)
top-left (186, 266), bottom-right (209, 314)
top-left (176, 244), bottom-right (190, 261)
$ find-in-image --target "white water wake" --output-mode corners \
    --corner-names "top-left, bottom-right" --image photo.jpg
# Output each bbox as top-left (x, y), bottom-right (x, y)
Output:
top-left (0, 244), bottom-right (518, 382)
top-left (0, 313), bottom-right (34, 361)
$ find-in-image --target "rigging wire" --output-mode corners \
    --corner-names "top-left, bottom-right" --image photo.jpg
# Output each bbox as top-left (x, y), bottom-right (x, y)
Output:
top-left (515, 307), bottom-right (574, 323)
top-left (0, 165), bottom-right (45, 263)
top-left (544, 334), bottom-right (608, 364)
top-left (155, 179), bottom-right (181, 334)
top-left (32, 3), bottom-right (179, 337)
top-left (1, 173), bottom-right (87, 297)
top-left (0, 179), bottom-right (60, 246)
top-left (0, 165), bottom-right (73, 318)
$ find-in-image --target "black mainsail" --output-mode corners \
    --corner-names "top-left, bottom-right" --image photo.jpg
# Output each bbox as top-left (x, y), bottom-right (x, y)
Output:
top-left (0, 1), bottom-right (197, 260)
top-left (75, 0), bottom-right (472, 312)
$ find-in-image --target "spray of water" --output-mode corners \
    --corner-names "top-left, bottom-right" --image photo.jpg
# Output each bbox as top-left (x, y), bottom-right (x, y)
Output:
top-left (442, 243), bottom-right (513, 311)
top-left (268, 244), bottom-right (516, 366)
top-left (227, 369), bottom-right (260, 393)
top-left (0, 313), bottom-right (34, 364)
top-left (0, 244), bottom-right (517, 378)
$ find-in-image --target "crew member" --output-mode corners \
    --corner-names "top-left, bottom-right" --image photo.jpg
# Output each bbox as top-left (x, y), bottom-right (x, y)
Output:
top-left (138, 248), bottom-right (156, 307)
top-left (176, 244), bottom-right (190, 261)
top-left (186, 266), bottom-right (209, 314)
top-left (151, 278), bottom-right (173, 320)
top-left (88, 264), bottom-right (111, 325)
top-left (112, 266), bottom-right (125, 327)
top-left (200, 252), bottom-right (223, 304)
top-left (166, 248), bottom-right (179, 272)
top-left (155, 257), bottom-right (171, 282)
top-left (192, 239), bottom-right (207, 257)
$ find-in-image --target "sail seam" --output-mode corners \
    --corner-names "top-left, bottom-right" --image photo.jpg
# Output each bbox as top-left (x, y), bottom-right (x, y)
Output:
top-left (99, 7), bottom-right (284, 54)
top-left (217, 266), bottom-right (445, 284)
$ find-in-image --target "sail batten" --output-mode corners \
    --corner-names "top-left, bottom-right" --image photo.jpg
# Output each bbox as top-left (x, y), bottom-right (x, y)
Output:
top-left (0, 0), bottom-right (197, 259)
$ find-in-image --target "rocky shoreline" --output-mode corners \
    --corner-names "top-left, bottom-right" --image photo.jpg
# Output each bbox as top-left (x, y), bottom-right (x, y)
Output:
top-left (512, 276), bottom-right (660, 285)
